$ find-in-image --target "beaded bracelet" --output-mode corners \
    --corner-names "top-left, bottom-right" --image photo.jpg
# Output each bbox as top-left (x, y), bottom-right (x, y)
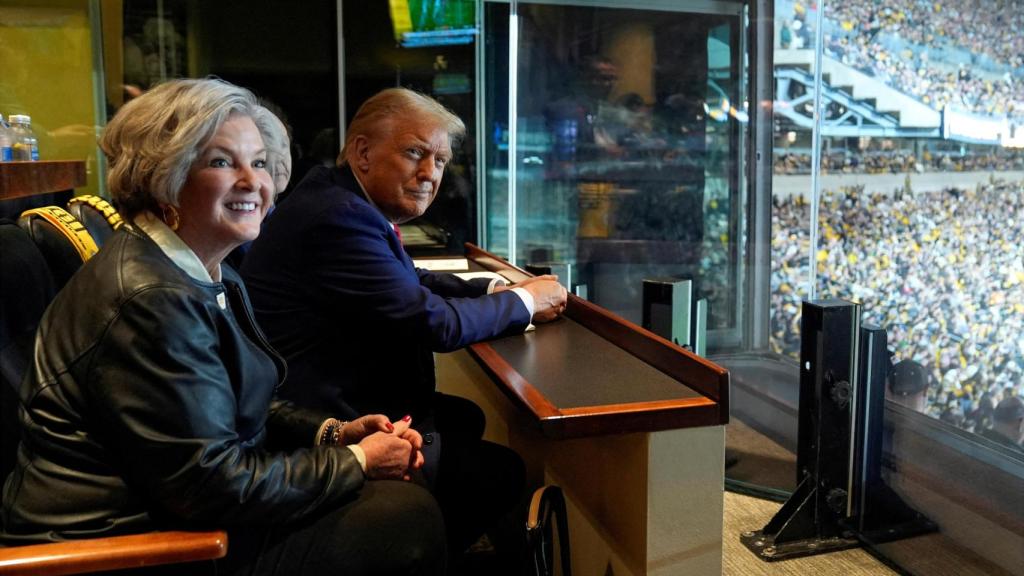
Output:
top-left (315, 418), bottom-right (345, 446)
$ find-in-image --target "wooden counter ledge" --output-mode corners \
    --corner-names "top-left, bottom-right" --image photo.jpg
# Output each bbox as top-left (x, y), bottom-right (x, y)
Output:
top-left (464, 243), bottom-right (730, 439)
top-left (0, 161), bottom-right (87, 201)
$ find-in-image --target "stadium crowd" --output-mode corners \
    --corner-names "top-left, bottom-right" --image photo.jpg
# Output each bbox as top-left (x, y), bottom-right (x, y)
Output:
top-left (769, 179), bottom-right (1024, 433)
top-left (773, 147), bottom-right (1024, 175)
top-left (826, 0), bottom-right (1024, 74)
top-left (780, 0), bottom-right (1024, 121)
top-left (824, 33), bottom-right (1024, 121)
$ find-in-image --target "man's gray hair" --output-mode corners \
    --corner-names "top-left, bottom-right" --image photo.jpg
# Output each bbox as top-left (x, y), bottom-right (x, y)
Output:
top-left (338, 88), bottom-right (465, 166)
top-left (252, 104), bottom-right (291, 193)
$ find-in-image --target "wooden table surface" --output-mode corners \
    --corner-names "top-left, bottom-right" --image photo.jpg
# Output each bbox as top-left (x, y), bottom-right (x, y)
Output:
top-left (457, 243), bottom-right (730, 438)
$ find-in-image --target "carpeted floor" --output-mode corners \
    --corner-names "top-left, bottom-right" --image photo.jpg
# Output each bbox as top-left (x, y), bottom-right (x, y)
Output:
top-left (725, 417), bottom-right (798, 495)
top-left (723, 416), bottom-right (897, 574)
top-left (723, 490), bottom-right (900, 576)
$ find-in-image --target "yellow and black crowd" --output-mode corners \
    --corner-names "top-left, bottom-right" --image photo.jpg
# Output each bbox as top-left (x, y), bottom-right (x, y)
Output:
top-left (770, 179), bottom-right (1024, 432)
top-left (773, 147), bottom-right (1024, 175)
top-left (780, 0), bottom-right (1024, 122)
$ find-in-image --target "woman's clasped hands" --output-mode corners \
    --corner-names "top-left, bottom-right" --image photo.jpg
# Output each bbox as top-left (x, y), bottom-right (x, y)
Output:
top-left (341, 414), bottom-right (425, 481)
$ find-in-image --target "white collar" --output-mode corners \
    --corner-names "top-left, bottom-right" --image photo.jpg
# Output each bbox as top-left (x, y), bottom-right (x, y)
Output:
top-left (133, 211), bottom-right (219, 283)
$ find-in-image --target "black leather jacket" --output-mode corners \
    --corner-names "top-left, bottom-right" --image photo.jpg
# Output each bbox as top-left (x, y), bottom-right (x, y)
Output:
top-left (2, 225), bottom-right (364, 543)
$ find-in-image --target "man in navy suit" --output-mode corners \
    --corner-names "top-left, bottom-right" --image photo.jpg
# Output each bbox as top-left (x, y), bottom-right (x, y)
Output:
top-left (241, 88), bottom-right (567, 563)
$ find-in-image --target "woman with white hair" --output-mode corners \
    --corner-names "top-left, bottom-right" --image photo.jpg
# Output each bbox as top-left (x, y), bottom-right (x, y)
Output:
top-left (1, 78), bottom-right (444, 575)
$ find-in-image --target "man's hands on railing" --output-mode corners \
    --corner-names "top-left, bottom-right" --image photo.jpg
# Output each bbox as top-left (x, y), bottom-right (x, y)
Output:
top-left (495, 274), bottom-right (568, 323)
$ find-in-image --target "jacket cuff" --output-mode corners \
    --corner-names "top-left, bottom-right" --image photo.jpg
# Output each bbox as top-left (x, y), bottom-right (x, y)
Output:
top-left (510, 286), bottom-right (535, 317)
top-left (266, 399), bottom-right (334, 451)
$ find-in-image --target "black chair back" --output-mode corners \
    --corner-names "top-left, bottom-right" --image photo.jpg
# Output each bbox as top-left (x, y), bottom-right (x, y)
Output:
top-left (17, 206), bottom-right (99, 291)
top-left (67, 195), bottom-right (123, 247)
top-left (3, 209), bottom-right (98, 483)
top-left (0, 220), bottom-right (57, 482)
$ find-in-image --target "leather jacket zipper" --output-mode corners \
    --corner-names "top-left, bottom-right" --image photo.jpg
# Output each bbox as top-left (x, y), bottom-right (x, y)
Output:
top-left (227, 283), bottom-right (289, 389)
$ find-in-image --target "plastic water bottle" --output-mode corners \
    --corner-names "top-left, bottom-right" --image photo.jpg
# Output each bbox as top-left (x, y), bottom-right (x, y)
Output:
top-left (0, 114), bottom-right (12, 162)
top-left (9, 114), bottom-right (39, 161)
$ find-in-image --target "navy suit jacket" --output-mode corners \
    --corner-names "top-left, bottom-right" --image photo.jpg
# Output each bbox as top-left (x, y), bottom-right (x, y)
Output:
top-left (241, 165), bottom-right (531, 422)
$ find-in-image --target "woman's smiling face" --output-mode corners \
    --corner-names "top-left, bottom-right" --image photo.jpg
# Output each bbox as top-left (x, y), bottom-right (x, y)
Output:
top-left (175, 113), bottom-right (273, 268)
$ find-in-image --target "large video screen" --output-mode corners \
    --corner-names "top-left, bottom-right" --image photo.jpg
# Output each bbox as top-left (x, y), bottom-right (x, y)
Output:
top-left (389, 0), bottom-right (476, 48)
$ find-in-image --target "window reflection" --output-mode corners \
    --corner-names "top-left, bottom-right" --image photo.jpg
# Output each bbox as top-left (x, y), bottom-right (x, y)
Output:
top-left (486, 2), bottom-right (745, 333)
top-left (121, 0), bottom-right (188, 95)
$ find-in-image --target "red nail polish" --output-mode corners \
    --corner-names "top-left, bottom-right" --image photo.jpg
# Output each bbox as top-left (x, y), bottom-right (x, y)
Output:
top-left (386, 422), bottom-right (394, 431)
top-left (401, 414), bottom-right (411, 422)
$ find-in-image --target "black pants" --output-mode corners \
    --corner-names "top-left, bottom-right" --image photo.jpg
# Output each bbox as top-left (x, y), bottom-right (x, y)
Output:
top-left (226, 480), bottom-right (445, 575)
top-left (118, 480), bottom-right (446, 576)
top-left (430, 393), bottom-right (525, 558)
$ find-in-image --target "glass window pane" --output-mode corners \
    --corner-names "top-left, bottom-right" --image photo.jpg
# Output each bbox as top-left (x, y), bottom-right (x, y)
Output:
top-left (483, 1), bottom-right (511, 258)
top-left (760, 0), bottom-right (1024, 572)
top-left (485, 1), bottom-right (747, 345)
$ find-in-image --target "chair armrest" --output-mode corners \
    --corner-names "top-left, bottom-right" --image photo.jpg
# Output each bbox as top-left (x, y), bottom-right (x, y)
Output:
top-left (0, 530), bottom-right (228, 576)
top-left (526, 485), bottom-right (572, 576)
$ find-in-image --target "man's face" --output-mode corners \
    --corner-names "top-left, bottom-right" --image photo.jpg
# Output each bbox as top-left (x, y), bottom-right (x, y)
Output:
top-left (584, 60), bottom-right (618, 99)
top-left (353, 114), bottom-right (452, 223)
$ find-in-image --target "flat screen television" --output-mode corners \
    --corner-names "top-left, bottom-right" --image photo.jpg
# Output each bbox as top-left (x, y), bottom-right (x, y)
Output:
top-left (389, 0), bottom-right (477, 48)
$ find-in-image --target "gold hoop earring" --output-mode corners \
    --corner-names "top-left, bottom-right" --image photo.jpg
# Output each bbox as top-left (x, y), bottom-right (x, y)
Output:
top-left (162, 205), bottom-right (181, 231)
